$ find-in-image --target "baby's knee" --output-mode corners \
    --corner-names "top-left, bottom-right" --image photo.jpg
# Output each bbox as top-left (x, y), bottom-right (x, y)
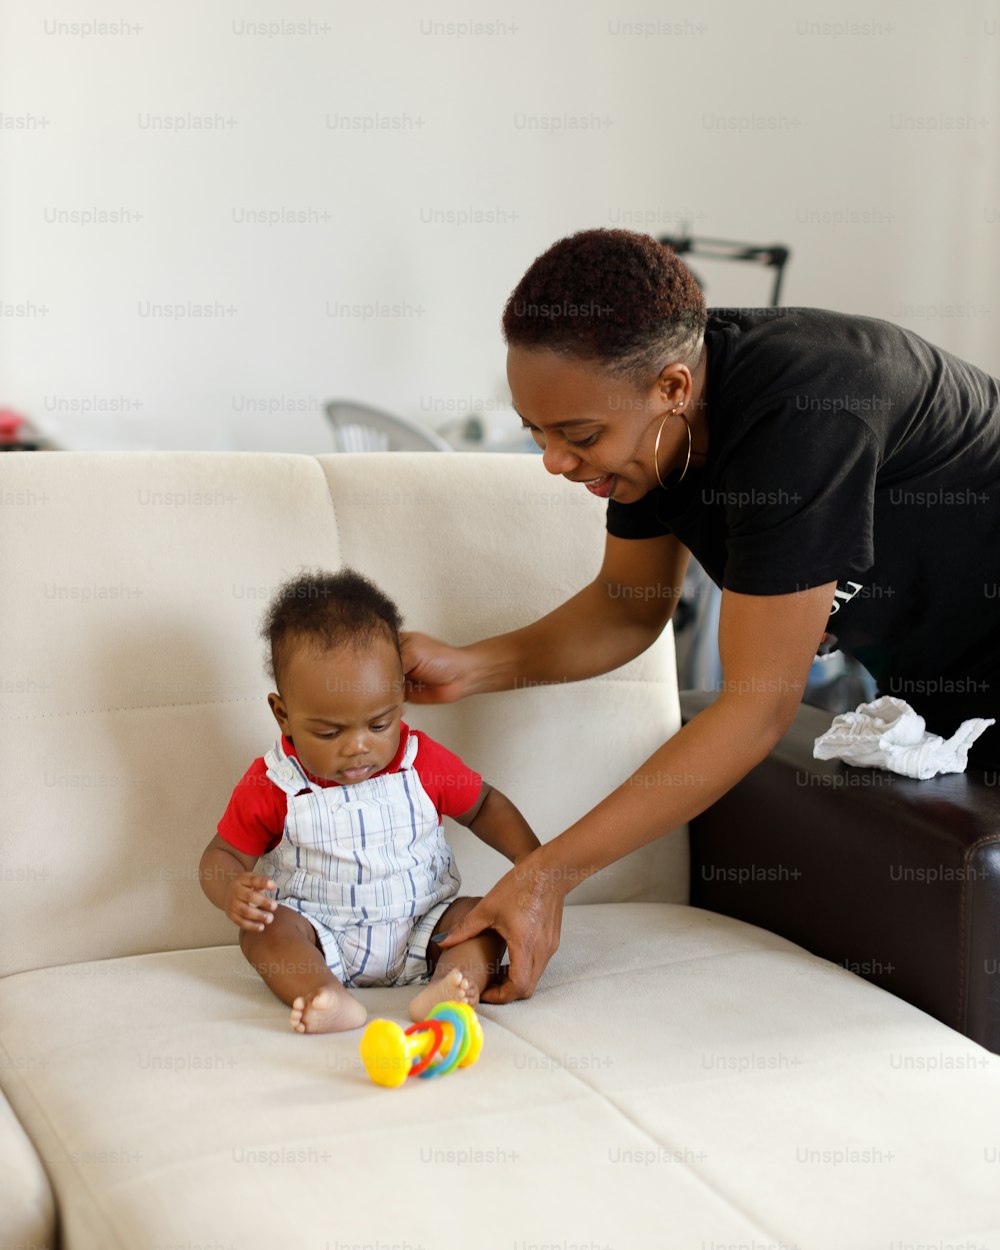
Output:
top-left (239, 919), bottom-right (283, 959)
top-left (439, 895), bottom-right (482, 929)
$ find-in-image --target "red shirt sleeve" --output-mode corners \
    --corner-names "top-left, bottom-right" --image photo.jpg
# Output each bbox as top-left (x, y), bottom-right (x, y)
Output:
top-left (410, 731), bottom-right (483, 819)
top-left (217, 757), bottom-right (287, 856)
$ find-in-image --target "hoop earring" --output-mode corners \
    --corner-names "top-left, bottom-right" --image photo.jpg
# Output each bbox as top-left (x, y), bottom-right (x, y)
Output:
top-left (654, 408), bottom-right (692, 490)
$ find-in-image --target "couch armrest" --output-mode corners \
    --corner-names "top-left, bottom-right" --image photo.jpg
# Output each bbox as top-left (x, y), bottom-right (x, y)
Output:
top-left (681, 690), bottom-right (1000, 1052)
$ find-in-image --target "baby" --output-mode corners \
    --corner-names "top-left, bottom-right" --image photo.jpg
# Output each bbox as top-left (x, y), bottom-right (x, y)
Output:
top-left (199, 568), bottom-right (540, 1033)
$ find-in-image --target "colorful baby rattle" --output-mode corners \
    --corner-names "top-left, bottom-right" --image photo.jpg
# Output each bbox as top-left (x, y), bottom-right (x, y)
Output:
top-left (359, 1000), bottom-right (484, 1088)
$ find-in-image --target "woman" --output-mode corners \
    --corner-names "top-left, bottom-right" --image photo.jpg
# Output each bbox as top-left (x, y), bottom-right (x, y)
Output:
top-left (401, 227), bottom-right (1000, 1003)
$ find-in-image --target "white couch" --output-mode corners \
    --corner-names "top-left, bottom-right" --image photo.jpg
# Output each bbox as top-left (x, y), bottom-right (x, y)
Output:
top-left (2, 450), bottom-right (999, 1250)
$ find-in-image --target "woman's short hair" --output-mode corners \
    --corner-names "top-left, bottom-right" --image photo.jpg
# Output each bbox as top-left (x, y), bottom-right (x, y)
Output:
top-left (502, 228), bottom-right (707, 385)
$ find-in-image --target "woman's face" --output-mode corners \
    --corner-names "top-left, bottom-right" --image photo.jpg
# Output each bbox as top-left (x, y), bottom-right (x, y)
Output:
top-left (507, 347), bottom-right (686, 505)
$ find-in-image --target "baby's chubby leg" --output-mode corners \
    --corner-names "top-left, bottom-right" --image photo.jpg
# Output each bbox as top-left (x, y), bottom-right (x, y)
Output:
top-left (239, 906), bottom-right (366, 1033)
top-left (408, 897), bottom-right (505, 1022)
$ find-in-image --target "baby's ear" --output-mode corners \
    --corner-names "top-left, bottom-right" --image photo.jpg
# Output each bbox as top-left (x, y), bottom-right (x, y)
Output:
top-left (267, 692), bottom-right (289, 733)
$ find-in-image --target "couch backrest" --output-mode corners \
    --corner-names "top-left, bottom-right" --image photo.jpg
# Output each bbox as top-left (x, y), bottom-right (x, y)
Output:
top-left (0, 451), bottom-right (685, 976)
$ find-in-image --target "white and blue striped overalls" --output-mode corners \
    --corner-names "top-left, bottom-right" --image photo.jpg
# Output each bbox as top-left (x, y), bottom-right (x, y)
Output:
top-left (257, 734), bottom-right (461, 987)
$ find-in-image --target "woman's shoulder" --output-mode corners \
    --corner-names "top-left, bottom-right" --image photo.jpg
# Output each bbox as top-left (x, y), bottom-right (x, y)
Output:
top-left (706, 305), bottom-right (919, 359)
top-left (704, 305), bottom-right (1000, 489)
top-left (704, 306), bottom-right (965, 434)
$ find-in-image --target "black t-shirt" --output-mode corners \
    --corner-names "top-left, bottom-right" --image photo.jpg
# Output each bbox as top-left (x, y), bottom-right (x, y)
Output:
top-left (607, 307), bottom-right (1000, 723)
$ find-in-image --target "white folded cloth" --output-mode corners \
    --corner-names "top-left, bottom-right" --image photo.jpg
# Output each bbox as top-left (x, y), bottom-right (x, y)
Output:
top-left (813, 695), bottom-right (995, 779)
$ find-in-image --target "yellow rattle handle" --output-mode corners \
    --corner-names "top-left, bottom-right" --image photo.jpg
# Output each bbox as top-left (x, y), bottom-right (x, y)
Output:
top-left (359, 1001), bottom-right (483, 1088)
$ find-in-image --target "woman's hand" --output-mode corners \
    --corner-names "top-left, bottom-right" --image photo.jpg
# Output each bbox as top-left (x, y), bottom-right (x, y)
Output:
top-left (436, 848), bottom-right (565, 1002)
top-left (400, 631), bottom-right (479, 704)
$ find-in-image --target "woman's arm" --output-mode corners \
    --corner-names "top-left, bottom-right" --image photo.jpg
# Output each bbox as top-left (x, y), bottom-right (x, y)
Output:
top-left (402, 531), bottom-right (690, 701)
top-left (438, 579), bottom-right (837, 1002)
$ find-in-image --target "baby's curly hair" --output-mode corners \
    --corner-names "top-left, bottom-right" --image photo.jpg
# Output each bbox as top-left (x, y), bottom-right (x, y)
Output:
top-left (501, 228), bottom-right (707, 385)
top-left (262, 568), bottom-right (403, 686)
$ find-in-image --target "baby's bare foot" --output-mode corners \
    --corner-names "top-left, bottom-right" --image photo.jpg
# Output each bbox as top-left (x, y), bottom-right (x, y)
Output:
top-left (290, 987), bottom-right (367, 1034)
top-left (408, 967), bottom-right (479, 1022)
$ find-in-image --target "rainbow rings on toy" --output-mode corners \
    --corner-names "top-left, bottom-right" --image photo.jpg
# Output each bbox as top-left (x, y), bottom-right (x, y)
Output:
top-left (359, 1001), bottom-right (484, 1088)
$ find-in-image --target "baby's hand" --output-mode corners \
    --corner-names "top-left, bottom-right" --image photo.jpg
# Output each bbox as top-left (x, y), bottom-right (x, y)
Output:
top-left (224, 873), bottom-right (278, 931)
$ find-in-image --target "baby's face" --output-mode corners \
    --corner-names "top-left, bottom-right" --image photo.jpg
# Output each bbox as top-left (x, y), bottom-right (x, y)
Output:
top-left (269, 634), bottom-right (404, 784)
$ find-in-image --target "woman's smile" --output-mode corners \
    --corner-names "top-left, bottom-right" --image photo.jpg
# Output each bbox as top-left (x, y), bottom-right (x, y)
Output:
top-left (581, 471), bottom-right (616, 498)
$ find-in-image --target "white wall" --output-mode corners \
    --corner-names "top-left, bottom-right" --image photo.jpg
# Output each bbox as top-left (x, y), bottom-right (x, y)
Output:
top-left (1, 0), bottom-right (998, 451)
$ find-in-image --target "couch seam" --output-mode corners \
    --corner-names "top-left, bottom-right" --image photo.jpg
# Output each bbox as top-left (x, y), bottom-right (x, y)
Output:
top-left (0, 678), bottom-right (679, 724)
top-left (0, 675), bottom-right (670, 725)
top-left (314, 451), bottom-right (345, 561)
top-left (536, 945), bottom-right (854, 996)
top-left (477, 1011), bottom-right (800, 1247)
top-left (0, 696), bottom-right (261, 722)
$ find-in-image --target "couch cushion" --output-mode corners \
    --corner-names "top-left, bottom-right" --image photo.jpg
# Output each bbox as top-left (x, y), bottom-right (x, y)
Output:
top-left (1, 903), bottom-right (997, 1250)
top-left (317, 452), bottom-right (686, 908)
top-left (1, 451), bottom-right (684, 978)
top-left (0, 451), bottom-right (344, 977)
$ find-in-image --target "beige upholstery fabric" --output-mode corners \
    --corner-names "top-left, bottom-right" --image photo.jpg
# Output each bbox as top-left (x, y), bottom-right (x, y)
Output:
top-left (1, 907), bottom-right (998, 1250)
top-left (3, 450), bottom-right (998, 1250)
top-left (1, 910), bottom-right (1000, 1250)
